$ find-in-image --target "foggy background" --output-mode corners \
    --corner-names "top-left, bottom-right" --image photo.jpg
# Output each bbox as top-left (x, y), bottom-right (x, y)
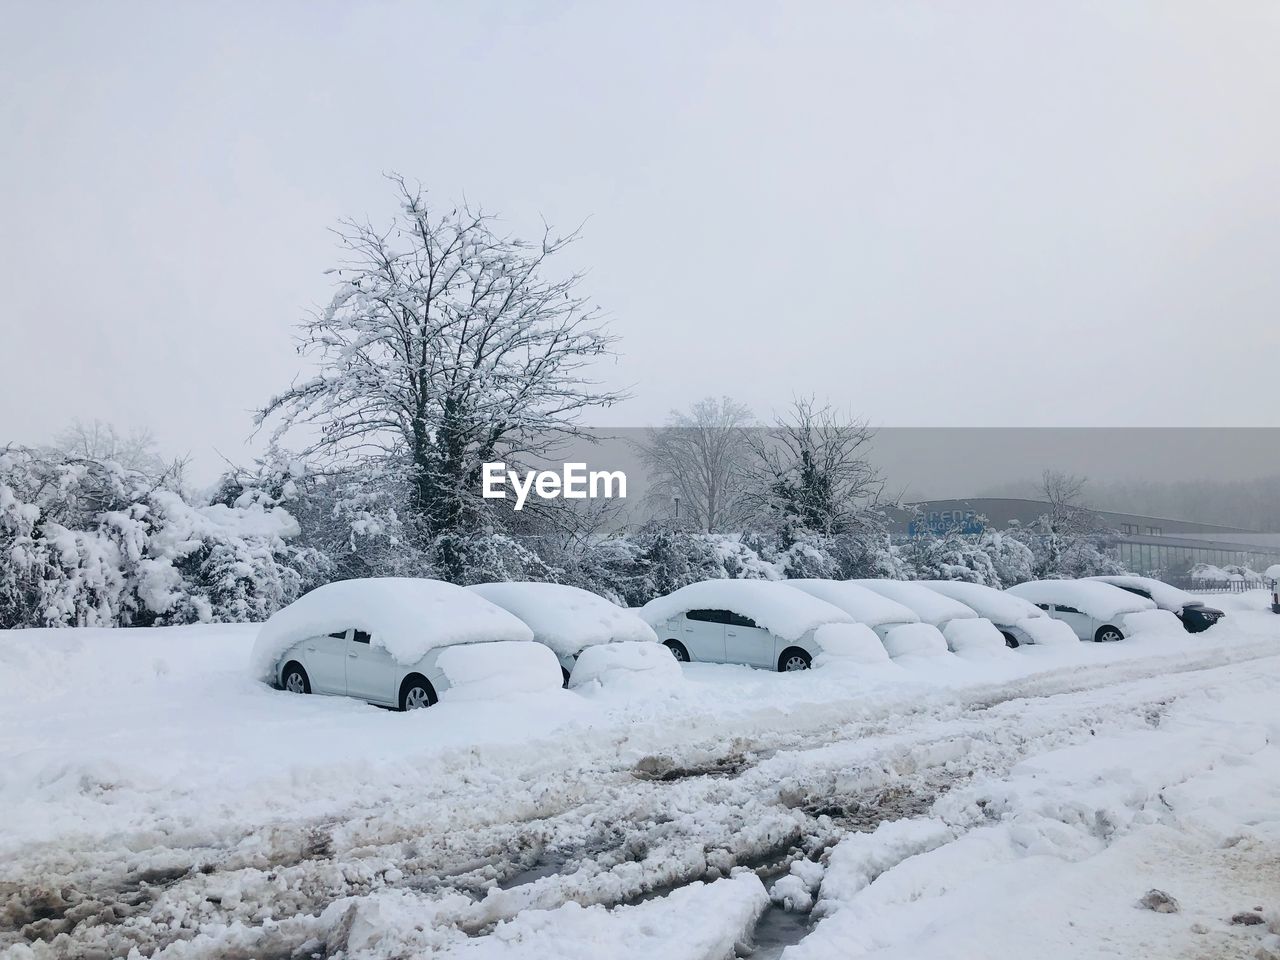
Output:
top-left (3, 1), bottom-right (1279, 489)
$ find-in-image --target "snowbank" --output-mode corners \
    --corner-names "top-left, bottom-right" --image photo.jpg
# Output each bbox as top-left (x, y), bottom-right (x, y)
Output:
top-left (1013, 616), bottom-right (1079, 646)
top-left (639, 580), bottom-right (853, 641)
top-left (853, 580), bottom-right (978, 626)
top-left (1086, 575), bottom-right (1196, 611)
top-left (812, 622), bottom-right (891, 666)
top-left (436, 641), bottom-right (563, 702)
top-left (881, 622), bottom-right (949, 658)
top-left (920, 580), bottom-right (1043, 625)
top-left (439, 873), bottom-right (768, 959)
top-left (788, 579), bottom-right (919, 627)
top-left (468, 582), bottom-right (657, 657)
top-left (1119, 609), bottom-right (1185, 636)
top-left (942, 618), bottom-right (1008, 657)
top-left (1005, 579), bottom-right (1155, 621)
top-left (568, 640), bottom-right (684, 692)
top-left (250, 578), bottom-right (534, 681)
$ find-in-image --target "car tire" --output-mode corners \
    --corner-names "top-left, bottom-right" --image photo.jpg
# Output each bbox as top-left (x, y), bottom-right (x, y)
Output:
top-left (561, 666), bottom-right (571, 688)
top-left (1094, 625), bottom-right (1124, 643)
top-left (1001, 631), bottom-right (1020, 649)
top-left (282, 662), bottom-right (310, 695)
top-left (778, 647), bottom-right (812, 672)
top-left (399, 674), bottom-right (438, 711)
top-left (664, 640), bottom-right (690, 662)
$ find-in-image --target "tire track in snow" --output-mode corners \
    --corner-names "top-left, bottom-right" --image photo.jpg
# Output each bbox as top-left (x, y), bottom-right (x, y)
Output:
top-left (3, 643), bottom-right (1279, 958)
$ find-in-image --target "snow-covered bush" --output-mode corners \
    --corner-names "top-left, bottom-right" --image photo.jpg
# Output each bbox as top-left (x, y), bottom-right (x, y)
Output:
top-left (0, 446), bottom-right (318, 628)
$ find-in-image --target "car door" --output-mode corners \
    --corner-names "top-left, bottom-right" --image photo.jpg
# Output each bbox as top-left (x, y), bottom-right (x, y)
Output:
top-left (681, 609), bottom-right (728, 662)
top-left (303, 630), bottom-right (350, 695)
top-left (344, 629), bottom-right (398, 705)
top-left (724, 611), bottom-right (775, 668)
top-left (1051, 604), bottom-right (1093, 641)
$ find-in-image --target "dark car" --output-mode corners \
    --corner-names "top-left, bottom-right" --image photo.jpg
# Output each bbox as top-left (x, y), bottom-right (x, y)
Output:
top-left (1176, 601), bottom-right (1226, 633)
top-left (1087, 575), bottom-right (1224, 634)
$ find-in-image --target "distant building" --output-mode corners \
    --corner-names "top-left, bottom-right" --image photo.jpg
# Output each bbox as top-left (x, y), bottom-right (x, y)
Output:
top-left (889, 497), bottom-right (1280, 577)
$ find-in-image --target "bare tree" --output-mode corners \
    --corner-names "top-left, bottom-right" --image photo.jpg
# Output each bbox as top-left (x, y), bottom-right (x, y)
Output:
top-left (1039, 470), bottom-right (1096, 535)
top-left (638, 396), bottom-right (754, 532)
top-left (256, 176), bottom-right (625, 569)
top-left (744, 398), bottom-right (884, 541)
top-left (51, 419), bottom-right (182, 483)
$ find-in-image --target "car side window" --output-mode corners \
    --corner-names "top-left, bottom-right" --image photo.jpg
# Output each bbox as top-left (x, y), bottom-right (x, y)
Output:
top-left (1056, 605), bottom-right (1081, 615)
top-left (1117, 586), bottom-right (1148, 599)
top-left (686, 609), bottom-right (730, 624)
top-left (329, 630), bottom-right (350, 640)
top-left (726, 612), bottom-right (758, 628)
top-left (352, 629), bottom-right (371, 644)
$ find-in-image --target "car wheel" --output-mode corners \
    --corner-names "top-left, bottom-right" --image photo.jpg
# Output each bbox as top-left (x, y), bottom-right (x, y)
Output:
top-left (561, 666), bottom-right (571, 687)
top-left (1001, 631), bottom-right (1020, 649)
top-left (399, 674), bottom-right (438, 711)
top-left (282, 662), bottom-right (310, 695)
top-left (664, 640), bottom-right (690, 662)
top-left (1094, 625), bottom-right (1124, 643)
top-left (779, 647), bottom-right (812, 672)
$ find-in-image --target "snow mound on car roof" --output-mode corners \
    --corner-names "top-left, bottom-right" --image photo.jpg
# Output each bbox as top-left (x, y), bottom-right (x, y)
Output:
top-left (639, 580), bottom-right (853, 642)
top-left (468, 581), bottom-right (657, 656)
top-left (1085, 575), bottom-right (1197, 612)
top-left (919, 580), bottom-right (1044, 625)
top-left (853, 580), bottom-right (978, 626)
top-left (250, 577), bottom-right (533, 681)
top-left (1006, 579), bottom-right (1155, 621)
top-left (787, 579), bottom-right (919, 627)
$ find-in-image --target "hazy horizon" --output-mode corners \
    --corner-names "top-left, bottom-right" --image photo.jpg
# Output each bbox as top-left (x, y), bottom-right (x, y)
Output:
top-left (5, 2), bottom-right (1280, 481)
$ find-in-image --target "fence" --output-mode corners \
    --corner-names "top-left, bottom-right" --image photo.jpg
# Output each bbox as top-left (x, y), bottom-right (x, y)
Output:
top-left (1175, 578), bottom-right (1273, 594)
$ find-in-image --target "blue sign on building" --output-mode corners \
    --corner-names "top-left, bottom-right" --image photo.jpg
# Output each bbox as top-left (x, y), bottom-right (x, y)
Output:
top-left (908, 509), bottom-right (985, 538)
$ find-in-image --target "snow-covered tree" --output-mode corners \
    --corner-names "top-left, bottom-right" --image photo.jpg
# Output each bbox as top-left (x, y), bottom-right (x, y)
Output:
top-left (638, 397), bottom-right (755, 532)
top-left (743, 398), bottom-right (884, 545)
top-left (51, 419), bottom-right (181, 483)
top-left (899, 518), bottom-right (1002, 586)
top-left (257, 175), bottom-right (624, 579)
top-left (977, 527), bottom-right (1036, 586)
top-left (0, 445), bottom-right (318, 629)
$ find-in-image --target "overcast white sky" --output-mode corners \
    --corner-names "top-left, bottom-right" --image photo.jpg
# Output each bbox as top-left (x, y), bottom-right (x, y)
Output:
top-left (3, 1), bottom-right (1279, 481)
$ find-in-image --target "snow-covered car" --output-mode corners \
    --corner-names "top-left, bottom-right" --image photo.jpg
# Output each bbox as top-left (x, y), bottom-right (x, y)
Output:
top-left (852, 579), bottom-right (1007, 655)
top-left (640, 580), bottom-right (869, 671)
top-left (786, 579), bottom-right (946, 658)
top-left (919, 580), bottom-right (1079, 648)
top-left (786, 579), bottom-right (919, 638)
top-left (250, 577), bottom-right (562, 710)
top-left (1085, 575), bottom-right (1225, 633)
top-left (467, 581), bottom-right (660, 684)
top-left (1005, 579), bottom-right (1157, 642)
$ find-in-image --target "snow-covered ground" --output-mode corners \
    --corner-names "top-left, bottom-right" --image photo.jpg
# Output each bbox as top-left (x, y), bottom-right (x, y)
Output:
top-left (2, 592), bottom-right (1279, 959)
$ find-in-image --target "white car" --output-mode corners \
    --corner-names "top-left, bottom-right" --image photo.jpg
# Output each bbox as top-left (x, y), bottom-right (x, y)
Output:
top-left (467, 581), bottom-right (660, 684)
top-left (787, 578), bottom-right (921, 639)
top-left (787, 579), bottom-right (948, 658)
top-left (250, 577), bottom-right (562, 709)
top-left (640, 580), bottom-right (862, 671)
top-left (1005, 579), bottom-right (1157, 642)
top-left (852, 579), bottom-right (1006, 655)
top-left (919, 580), bottom-right (1079, 648)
